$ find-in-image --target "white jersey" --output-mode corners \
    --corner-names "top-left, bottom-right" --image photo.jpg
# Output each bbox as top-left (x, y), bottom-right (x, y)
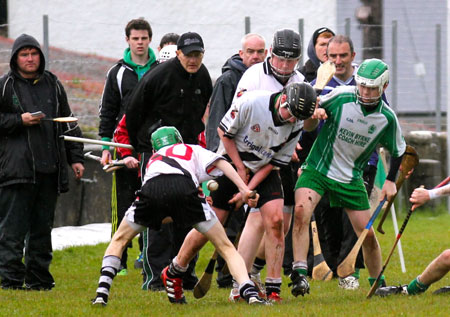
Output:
top-left (218, 90), bottom-right (302, 173)
top-left (143, 144), bottom-right (224, 188)
top-left (306, 85), bottom-right (406, 183)
top-left (233, 57), bottom-right (305, 101)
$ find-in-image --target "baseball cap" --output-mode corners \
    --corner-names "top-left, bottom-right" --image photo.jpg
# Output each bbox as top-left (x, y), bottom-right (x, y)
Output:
top-left (177, 32), bottom-right (204, 55)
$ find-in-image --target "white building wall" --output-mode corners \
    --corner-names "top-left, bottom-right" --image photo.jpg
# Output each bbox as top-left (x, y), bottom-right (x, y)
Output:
top-left (8, 0), bottom-right (337, 79)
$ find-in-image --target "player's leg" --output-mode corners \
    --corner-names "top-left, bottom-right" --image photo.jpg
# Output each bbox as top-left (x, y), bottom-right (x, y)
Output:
top-left (376, 249), bottom-right (450, 296)
top-left (93, 217), bottom-right (143, 306)
top-left (419, 249), bottom-right (450, 286)
top-left (290, 187), bottom-right (321, 296)
top-left (175, 207), bottom-right (229, 268)
top-left (259, 198), bottom-right (285, 300)
top-left (231, 210), bottom-right (265, 300)
top-left (252, 208), bottom-right (292, 276)
top-left (202, 220), bottom-right (267, 304)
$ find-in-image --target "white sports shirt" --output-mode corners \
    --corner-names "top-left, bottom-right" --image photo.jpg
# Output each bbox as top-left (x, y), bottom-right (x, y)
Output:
top-left (219, 90), bottom-right (302, 173)
top-left (143, 144), bottom-right (224, 188)
top-left (233, 58), bottom-right (305, 101)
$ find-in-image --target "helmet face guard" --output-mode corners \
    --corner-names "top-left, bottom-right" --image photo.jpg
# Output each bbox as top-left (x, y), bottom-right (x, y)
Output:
top-left (270, 29), bottom-right (301, 80)
top-left (159, 44), bottom-right (177, 62)
top-left (281, 82), bottom-right (317, 121)
top-left (151, 126), bottom-right (183, 151)
top-left (355, 58), bottom-right (389, 108)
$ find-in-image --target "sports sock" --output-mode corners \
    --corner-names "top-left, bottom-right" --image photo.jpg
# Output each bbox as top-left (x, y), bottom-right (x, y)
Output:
top-left (407, 276), bottom-right (429, 295)
top-left (352, 268), bottom-right (360, 279)
top-left (251, 257), bottom-right (266, 275)
top-left (368, 275), bottom-right (385, 287)
top-left (168, 257), bottom-right (188, 278)
top-left (265, 277), bottom-right (282, 295)
top-left (96, 255), bottom-right (121, 302)
top-left (238, 280), bottom-right (256, 299)
top-left (292, 261), bottom-right (308, 276)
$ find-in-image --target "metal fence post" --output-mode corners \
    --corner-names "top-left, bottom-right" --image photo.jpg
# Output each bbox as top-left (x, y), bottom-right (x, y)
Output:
top-left (43, 14), bottom-right (49, 70)
top-left (245, 16), bottom-right (250, 34)
top-left (298, 18), bottom-right (304, 68)
top-left (391, 20), bottom-right (397, 112)
top-left (436, 24), bottom-right (441, 132)
top-left (345, 18), bottom-right (351, 37)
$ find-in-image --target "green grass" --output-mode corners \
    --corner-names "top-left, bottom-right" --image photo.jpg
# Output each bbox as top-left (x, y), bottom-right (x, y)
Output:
top-left (0, 210), bottom-right (449, 316)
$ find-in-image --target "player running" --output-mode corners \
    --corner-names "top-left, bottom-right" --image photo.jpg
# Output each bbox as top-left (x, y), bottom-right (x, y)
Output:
top-left (290, 58), bottom-right (407, 297)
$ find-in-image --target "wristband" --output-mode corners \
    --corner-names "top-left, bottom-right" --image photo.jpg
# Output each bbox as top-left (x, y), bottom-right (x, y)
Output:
top-left (101, 137), bottom-right (111, 151)
top-left (428, 188), bottom-right (441, 200)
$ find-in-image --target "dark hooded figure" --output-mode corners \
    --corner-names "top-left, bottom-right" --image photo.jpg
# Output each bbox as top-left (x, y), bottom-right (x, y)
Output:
top-left (0, 34), bottom-right (84, 290)
top-left (298, 27), bottom-right (334, 82)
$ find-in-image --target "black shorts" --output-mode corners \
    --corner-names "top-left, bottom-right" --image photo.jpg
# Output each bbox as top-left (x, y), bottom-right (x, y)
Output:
top-left (210, 169), bottom-right (283, 210)
top-left (131, 174), bottom-right (207, 230)
top-left (280, 163), bottom-right (298, 206)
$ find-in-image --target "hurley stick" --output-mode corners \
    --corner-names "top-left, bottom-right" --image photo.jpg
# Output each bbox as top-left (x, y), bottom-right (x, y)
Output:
top-left (42, 117), bottom-right (78, 122)
top-left (337, 197), bottom-right (387, 278)
top-left (62, 135), bottom-right (134, 150)
top-left (311, 213), bottom-right (333, 281)
top-left (313, 61), bottom-right (336, 94)
top-left (377, 145), bottom-right (419, 234)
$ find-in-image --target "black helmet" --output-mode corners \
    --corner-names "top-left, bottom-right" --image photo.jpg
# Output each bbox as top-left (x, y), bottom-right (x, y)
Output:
top-left (282, 82), bottom-right (317, 120)
top-left (272, 29), bottom-right (301, 59)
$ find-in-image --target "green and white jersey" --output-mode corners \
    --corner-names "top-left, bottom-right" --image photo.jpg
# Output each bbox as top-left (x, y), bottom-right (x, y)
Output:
top-left (306, 85), bottom-right (406, 183)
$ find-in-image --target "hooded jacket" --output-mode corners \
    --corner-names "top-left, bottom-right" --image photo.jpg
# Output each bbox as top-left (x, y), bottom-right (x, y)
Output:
top-left (0, 34), bottom-right (84, 192)
top-left (98, 47), bottom-right (157, 141)
top-left (299, 27), bottom-right (335, 82)
top-left (206, 54), bottom-right (247, 152)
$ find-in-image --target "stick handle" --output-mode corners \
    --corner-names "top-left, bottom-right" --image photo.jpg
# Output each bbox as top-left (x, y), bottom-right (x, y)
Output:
top-left (377, 146), bottom-right (419, 234)
top-left (366, 198), bottom-right (387, 229)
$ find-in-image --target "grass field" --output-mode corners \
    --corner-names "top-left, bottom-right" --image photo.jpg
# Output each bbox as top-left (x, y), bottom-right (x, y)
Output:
top-left (0, 210), bottom-right (449, 316)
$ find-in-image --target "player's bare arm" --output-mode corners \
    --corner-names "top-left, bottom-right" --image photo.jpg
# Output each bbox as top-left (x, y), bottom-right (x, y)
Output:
top-left (410, 183), bottom-right (450, 208)
top-left (218, 128), bottom-right (248, 183)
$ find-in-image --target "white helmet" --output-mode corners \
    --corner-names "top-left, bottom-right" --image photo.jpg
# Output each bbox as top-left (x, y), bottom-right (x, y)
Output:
top-left (158, 45), bottom-right (177, 63)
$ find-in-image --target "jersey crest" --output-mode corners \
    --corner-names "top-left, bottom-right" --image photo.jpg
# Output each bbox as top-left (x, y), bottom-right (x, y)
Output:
top-left (251, 124), bottom-right (261, 132)
top-left (236, 89), bottom-right (247, 98)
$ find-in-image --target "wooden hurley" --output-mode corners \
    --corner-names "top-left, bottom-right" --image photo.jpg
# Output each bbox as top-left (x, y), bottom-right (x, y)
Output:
top-left (314, 61), bottom-right (336, 93)
top-left (43, 117), bottom-right (78, 122)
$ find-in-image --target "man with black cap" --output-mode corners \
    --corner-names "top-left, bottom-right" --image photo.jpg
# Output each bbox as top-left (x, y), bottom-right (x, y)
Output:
top-left (299, 27), bottom-right (335, 82)
top-left (126, 31), bottom-right (212, 290)
top-left (0, 34), bottom-right (84, 290)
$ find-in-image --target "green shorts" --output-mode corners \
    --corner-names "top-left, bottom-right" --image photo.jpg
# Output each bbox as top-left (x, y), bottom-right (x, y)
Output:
top-left (295, 167), bottom-right (370, 210)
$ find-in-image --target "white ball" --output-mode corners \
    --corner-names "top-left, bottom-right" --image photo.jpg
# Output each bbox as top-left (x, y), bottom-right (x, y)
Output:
top-left (207, 180), bottom-right (219, 191)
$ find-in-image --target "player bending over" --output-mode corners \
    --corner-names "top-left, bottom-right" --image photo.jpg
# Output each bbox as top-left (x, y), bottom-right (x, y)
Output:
top-left (92, 126), bottom-right (267, 306)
